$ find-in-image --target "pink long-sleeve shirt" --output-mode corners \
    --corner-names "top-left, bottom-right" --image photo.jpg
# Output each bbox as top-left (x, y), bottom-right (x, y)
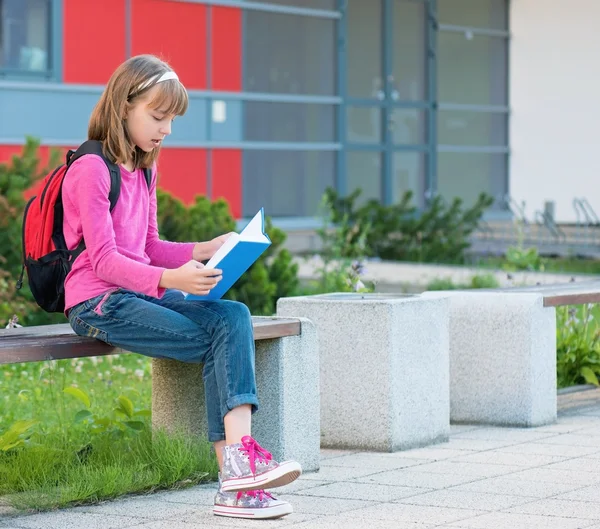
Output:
top-left (62, 154), bottom-right (195, 312)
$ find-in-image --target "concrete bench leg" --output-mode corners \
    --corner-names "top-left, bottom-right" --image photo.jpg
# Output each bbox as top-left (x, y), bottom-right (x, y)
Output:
top-left (278, 294), bottom-right (450, 452)
top-left (423, 291), bottom-right (557, 427)
top-left (152, 318), bottom-right (320, 472)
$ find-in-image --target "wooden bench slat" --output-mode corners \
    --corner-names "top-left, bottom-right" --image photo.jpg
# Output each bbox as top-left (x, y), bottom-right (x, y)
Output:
top-left (0, 317), bottom-right (301, 365)
top-left (496, 280), bottom-right (600, 307)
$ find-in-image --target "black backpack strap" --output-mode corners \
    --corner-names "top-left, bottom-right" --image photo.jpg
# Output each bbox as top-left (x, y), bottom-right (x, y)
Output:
top-left (142, 167), bottom-right (152, 189)
top-left (66, 140), bottom-right (121, 212)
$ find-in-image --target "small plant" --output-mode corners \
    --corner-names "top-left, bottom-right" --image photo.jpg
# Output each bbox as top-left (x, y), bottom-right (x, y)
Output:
top-left (64, 386), bottom-right (149, 442)
top-left (556, 304), bottom-right (600, 388)
top-left (0, 420), bottom-right (39, 452)
top-left (503, 223), bottom-right (545, 272)
top-left (301, 195), bottom-right (374, 295)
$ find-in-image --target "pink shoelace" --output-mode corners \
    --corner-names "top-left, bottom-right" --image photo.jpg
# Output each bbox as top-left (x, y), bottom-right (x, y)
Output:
top-left (240, 435), bottom-right (273, 475)
top-left (236, 489), bottom-right (274, 502)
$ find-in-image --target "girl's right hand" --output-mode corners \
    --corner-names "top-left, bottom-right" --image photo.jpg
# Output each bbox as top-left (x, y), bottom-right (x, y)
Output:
top-left (159, 260), bottom-right (222, 295)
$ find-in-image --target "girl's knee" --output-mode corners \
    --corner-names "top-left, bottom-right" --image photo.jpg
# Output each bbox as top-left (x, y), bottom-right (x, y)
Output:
top-left (215, 300), bottom-right (252, 327)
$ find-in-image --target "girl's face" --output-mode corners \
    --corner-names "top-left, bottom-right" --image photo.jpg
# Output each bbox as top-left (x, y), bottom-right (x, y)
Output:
top-left (125, 85), bottom-right (176, 153)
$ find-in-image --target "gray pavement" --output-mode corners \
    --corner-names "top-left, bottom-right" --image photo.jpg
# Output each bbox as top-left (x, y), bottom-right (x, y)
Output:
top-left (2, 388), bottom-right (600, 529)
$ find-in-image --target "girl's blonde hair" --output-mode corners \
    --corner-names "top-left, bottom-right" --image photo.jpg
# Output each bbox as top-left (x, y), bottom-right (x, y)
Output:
top-left (88, 54), bottom-right (189, 169)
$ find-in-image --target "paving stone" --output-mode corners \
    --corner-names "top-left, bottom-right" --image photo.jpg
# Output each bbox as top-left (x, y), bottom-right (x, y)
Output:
top-left (449, 450), bottom-right (566, 467)
top-left (502, 467), bottom-right (600, 486)
top-left (404, 460), bottom-right (523, 478)
top-left (337, 503), bottom-right (483, 525)
top-left (293, 518), bottom-right (435, 529)
top-left (506, 498), bottom-right (600, 520)
top-left (320, 449), bottom-right (358, 460)
top-left (544, 458), bottom-right (600, 473)
top-left (395, 447), bottom-right (477, 460)
top-left (495, 442), bottom-right (600, 458)
top-left (451, 428), bottom-right (559, 443)
top-left (2, 512), bottom-right (145, 529)
top-left (293, 481), bottom-right (430, 503)
top-left (320, 453), bottom-right (429, 472)
top-left (444, 511), bottom-right (597, 529)
top-left (73, 497), bottom-right (199, 519)
top-left (397, 489), bottom-right (534, 511)
top-left (435, 438), bottom-right (525, 451)
top-left (300, 465), bottom-right (379, 482)
top-left (536, 433), bottom-right (600, 447)
top-left (450, 476), bottom-right (584, 498)
top-left (554, 484), bottom-right (600, 502)
top-left (279, 495), bottom-right (375, 516)
top-left (352, 469), bottom-right (480, 489)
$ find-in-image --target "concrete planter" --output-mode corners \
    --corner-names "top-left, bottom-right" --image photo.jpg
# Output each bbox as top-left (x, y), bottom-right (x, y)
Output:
top-left (422, 291), bottom-right (557, 427)
top-left (277, 293), bottom-right (450, 452)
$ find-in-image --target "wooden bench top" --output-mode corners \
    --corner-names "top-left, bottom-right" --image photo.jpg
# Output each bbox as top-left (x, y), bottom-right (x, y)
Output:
top-left (0, 317), bottom-right (301, 365)
top-left (498, 280), bottom-right (600, 307)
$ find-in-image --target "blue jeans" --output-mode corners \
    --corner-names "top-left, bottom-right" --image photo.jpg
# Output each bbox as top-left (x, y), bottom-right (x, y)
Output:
top-left (67, 288), bottom-right (258, 442)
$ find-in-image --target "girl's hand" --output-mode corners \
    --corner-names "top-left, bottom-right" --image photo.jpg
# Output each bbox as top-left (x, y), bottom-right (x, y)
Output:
top-left (160, 260), bottom-right (222, 295)
top-left (193, 232), bottom-right (236, 261)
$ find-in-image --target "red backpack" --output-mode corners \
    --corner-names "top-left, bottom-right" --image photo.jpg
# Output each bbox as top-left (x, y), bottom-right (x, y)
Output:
top-left (16, 140), bottom-right (151, 313)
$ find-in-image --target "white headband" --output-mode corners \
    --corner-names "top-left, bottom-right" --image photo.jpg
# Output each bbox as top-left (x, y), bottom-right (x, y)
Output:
top-left (135, 70), bottom-right (180, 93)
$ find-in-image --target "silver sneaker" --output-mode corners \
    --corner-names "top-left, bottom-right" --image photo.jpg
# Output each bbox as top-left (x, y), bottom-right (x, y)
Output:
top-left (214, 484), bottom-right (293, 519)
top-left (220, 435), bottom-right (302, 493)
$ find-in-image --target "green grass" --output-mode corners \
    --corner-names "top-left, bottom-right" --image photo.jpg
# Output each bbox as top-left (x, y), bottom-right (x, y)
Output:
top-left (0, 354), bottom-right (218, 512)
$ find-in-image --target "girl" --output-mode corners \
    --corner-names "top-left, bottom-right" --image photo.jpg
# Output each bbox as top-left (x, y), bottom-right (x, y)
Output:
top-left (62, 54), bottom-right (301, 520)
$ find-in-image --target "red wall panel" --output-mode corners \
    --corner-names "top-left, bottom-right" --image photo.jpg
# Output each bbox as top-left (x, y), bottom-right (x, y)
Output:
top-left (211, 149), bottom-right (242, 218)
top-left (156, 148), bottom-right (207, 205)
top-left (211, 7), bottom-right (242, 91)
top-left (132, 0), bottom-right (206, 90)
top-left (63, 0), bottom-right (126, 84)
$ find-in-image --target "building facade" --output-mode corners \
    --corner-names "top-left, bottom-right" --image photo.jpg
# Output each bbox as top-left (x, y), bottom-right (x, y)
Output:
top-left (2, 0), bottom-right (517, 225)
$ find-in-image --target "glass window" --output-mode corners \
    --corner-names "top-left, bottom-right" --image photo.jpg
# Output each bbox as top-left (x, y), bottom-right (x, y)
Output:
top-left (438, 0), bottom-right (507, 30)
top-left (391, 0), bottom-right (426, 101)
top-left (347, 0), bottom-right (382, 99)
top-left (347, 107), bottom-right (382, 144)
top-left (393, 152), bottom-right (425, 207)
top-left (437, 152), bottom-right (507, 208)
top-left (244, 10), bottom-right (335, 95)
top-left (438, 110), bottom-right (507, 146)
top-left (244, 102), bottom-right (335, 142)
top-left (438, 32), bottom-right (507, 106)
top-left (0, 0), bottom-right (50, 72)
top-left (243, 150), bottom-right (335, 217)
top-left (390, 109), bottom-right (427, 145)
top-left (346, 151), bottom-right (383, 204)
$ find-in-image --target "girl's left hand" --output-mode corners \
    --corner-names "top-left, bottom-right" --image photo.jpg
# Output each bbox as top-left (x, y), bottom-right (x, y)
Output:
top-left (193, 232), bottom-right (236, 261)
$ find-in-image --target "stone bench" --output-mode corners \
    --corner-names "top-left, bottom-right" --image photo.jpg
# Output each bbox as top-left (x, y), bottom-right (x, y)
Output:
top-left (423, 280), bottom-right (600, 428)
top-left (0, 316), bottom-right (320, 471)
top-left (277, 293), bottom-right (450, 452)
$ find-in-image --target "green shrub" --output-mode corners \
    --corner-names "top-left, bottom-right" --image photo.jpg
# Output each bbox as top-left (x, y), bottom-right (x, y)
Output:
top-left (322, 187), bottom-right (493, 264)
top-left (156, 191), bottom-right (298, 315)
top-left (557, 304), bottom-right (600, 388)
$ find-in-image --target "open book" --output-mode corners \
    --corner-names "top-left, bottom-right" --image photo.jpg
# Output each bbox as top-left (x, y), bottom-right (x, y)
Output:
top-left (185, 208), bottom-right (272, 301)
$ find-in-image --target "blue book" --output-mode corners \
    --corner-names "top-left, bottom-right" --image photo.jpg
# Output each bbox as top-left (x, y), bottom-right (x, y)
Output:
top-left (185, 208), bottom-right (272, 301)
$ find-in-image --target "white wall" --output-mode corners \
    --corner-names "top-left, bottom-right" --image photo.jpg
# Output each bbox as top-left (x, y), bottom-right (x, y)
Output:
top-left (510, 0), bottom-right (600, 223)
